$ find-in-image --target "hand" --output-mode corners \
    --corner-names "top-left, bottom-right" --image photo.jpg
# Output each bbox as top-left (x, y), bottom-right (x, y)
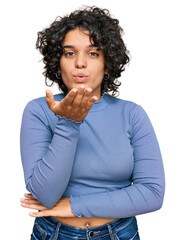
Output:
top-left (20, 193), bottom-right (75, 218)
top-left (46, 86), bottom-right (98, 122)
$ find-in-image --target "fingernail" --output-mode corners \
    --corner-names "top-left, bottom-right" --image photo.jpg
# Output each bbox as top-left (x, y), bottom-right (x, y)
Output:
top-left (29, 212), bottom-right (35, 217)
top-left (87, 88), bottom-right (92, 92)
top-left (20, 198), bottom-right (25, 202)
top-left (91, 97), bottom-right (97, 102)
top-left (72, 88), bottom-right (77, 92)
top-left (46, 90), bottom-right (50, 96)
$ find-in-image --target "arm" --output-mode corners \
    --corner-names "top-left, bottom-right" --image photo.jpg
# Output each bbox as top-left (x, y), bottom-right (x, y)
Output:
top-left (20, 87), bottom-right (97, 208)
top-left (21, 193), bottom-right (75, 218)
top-left (20, 100), bottom-right (82, 208)
top-left (70, 105), bottom-right (165, 218)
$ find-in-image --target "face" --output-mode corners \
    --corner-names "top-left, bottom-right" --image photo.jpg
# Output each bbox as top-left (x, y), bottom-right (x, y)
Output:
top-left (59, 28), bottom-right (107, 99)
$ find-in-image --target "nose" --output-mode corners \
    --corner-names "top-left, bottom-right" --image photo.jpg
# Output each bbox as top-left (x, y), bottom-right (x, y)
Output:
top-left (75, 53), bottom-right (87, 69)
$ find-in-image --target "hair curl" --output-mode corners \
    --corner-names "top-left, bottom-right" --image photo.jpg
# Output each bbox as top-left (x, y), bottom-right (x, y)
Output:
top-left (36, 6), bottom-right (130, 97)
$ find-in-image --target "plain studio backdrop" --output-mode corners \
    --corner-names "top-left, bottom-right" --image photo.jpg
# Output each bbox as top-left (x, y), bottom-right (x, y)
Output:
top-left (0, 0), bottom-right (184, 239)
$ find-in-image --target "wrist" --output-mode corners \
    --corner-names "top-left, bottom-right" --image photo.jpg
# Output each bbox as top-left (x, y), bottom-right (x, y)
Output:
top-left (56, 115), bottom-right (83, 124)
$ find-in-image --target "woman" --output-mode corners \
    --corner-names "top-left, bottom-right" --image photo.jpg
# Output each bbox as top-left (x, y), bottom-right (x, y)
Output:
top-left (20, 6), bottom-right (165, 240)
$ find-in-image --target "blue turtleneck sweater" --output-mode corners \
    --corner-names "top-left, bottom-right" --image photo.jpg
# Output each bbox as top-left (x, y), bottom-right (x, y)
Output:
top-left (20, 93), bottom-right (165, 218)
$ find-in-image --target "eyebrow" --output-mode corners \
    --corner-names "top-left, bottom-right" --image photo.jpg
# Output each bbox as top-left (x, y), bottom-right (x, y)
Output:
top-left (63, 44), bottom-right (97, 49)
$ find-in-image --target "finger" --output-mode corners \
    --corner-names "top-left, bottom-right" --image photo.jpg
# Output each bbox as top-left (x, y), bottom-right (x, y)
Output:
top-left (62, 88), bottom-right (77, 105)
top-left (85, 96), bottom-right (98, 110)
top-left (29, 209), bottom-right (51, 218)
top-left (21, 198), bottom-right (41, 205)
top-left (72, 86), bottom-right (85, 107)
top-left (21, 202), bottom-right (47, 211)
top-left (24, 193), bottom-right (36, 199)
top-left (80, 88), bottom-right (92, 108)
top-left (46, 89), bottom-right (56, 110)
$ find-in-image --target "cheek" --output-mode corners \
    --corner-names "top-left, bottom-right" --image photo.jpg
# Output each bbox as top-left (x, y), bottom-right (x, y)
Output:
top-left (60, 62), bottom-right (72, 78)
top-left (95, 65), bottom-right (105, 78)
top-left (91, 60), bottom-right (105, 74)
top-left (97, 59), bottom-right (105, 74)
top-left (60, 61), bottom-right (67, 73)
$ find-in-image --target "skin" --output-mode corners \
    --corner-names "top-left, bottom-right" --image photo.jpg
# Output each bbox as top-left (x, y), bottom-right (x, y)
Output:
top-left (21, 28), bottom-right (116, 228)
top-left (60, 27), bottom-right (107, 100)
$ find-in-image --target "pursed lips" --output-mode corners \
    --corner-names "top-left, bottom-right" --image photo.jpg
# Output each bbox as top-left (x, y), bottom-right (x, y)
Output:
top-left (73, 73), bottom-right (88, 82)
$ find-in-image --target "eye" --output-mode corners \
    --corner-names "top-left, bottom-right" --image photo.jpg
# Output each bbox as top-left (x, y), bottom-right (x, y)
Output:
top-left (88, 52), bottom-right (99, 57)
top-left (64, 52), bottom-right (75, 57)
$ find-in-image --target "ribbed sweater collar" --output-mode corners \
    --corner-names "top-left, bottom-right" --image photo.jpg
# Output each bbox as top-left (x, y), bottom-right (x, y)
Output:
top-left (90, 93), bottom-right (107, 112)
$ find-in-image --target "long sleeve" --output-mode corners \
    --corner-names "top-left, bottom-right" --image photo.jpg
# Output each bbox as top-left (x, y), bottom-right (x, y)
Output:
top-left (70, 105), bottom-right (165, 218)
top-left (20, 99), bottom-right (82, 208)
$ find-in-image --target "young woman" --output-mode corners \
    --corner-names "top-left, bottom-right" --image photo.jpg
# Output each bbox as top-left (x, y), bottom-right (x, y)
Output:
top-left (20, 6), bottom-right (165, 240)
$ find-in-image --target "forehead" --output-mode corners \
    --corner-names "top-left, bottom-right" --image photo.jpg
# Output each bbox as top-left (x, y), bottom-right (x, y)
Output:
top-left (62, 28), bottom-right (94, 47)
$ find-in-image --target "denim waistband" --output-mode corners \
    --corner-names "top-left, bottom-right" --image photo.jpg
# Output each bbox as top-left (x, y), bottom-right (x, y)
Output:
top-left (38, 216), bottom-right (135, 239)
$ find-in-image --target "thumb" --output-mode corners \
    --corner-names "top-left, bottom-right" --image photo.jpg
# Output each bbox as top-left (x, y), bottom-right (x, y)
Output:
top-left (46, 89), bottom-right (55, 110)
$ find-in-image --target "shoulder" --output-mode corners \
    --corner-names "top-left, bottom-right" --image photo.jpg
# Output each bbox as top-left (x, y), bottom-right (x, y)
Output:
top-left (104, 94), bottom-right (141, 114)
top-left (104, 94), bottom-right (150, 125)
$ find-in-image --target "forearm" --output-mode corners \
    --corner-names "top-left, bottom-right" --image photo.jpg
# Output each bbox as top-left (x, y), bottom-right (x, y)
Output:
top-left (70, 179), bottom-right (165, 218)
top-left (21, 194), bottom-right (76, 218)
top-left (21, 103), bottom-right (82, 208)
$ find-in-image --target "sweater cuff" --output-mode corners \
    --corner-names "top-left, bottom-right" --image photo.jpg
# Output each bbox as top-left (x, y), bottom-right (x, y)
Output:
top-left (56, 115), bottom-right (83, 125)
top-left (70, 196), bottom-right (83, 218)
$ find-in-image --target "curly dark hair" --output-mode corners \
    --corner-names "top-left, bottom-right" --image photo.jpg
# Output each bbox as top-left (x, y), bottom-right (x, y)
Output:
top-left (36, 6), bottom-right (130, 97)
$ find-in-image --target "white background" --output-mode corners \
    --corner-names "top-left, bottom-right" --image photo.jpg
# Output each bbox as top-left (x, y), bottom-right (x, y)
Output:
top-left (1, 0), bottom-right (184, 239)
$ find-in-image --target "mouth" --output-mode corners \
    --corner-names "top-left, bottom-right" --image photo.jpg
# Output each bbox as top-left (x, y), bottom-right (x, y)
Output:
top-left (73, 73), bottom-right (88, 83)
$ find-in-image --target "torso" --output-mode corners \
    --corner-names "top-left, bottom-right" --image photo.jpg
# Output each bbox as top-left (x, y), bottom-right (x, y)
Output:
top-left (54, 217), bottom-right (117, 228)
top-left (39, 95), bottom-right (134, 224)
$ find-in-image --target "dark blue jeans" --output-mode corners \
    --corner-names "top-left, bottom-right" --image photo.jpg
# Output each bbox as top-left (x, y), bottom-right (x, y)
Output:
top-left (31, 216), bottom-right (140, 240)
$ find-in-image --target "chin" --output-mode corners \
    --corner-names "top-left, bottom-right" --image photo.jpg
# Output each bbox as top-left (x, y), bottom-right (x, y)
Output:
top-left (74, 83), bottom-right (90, 88)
